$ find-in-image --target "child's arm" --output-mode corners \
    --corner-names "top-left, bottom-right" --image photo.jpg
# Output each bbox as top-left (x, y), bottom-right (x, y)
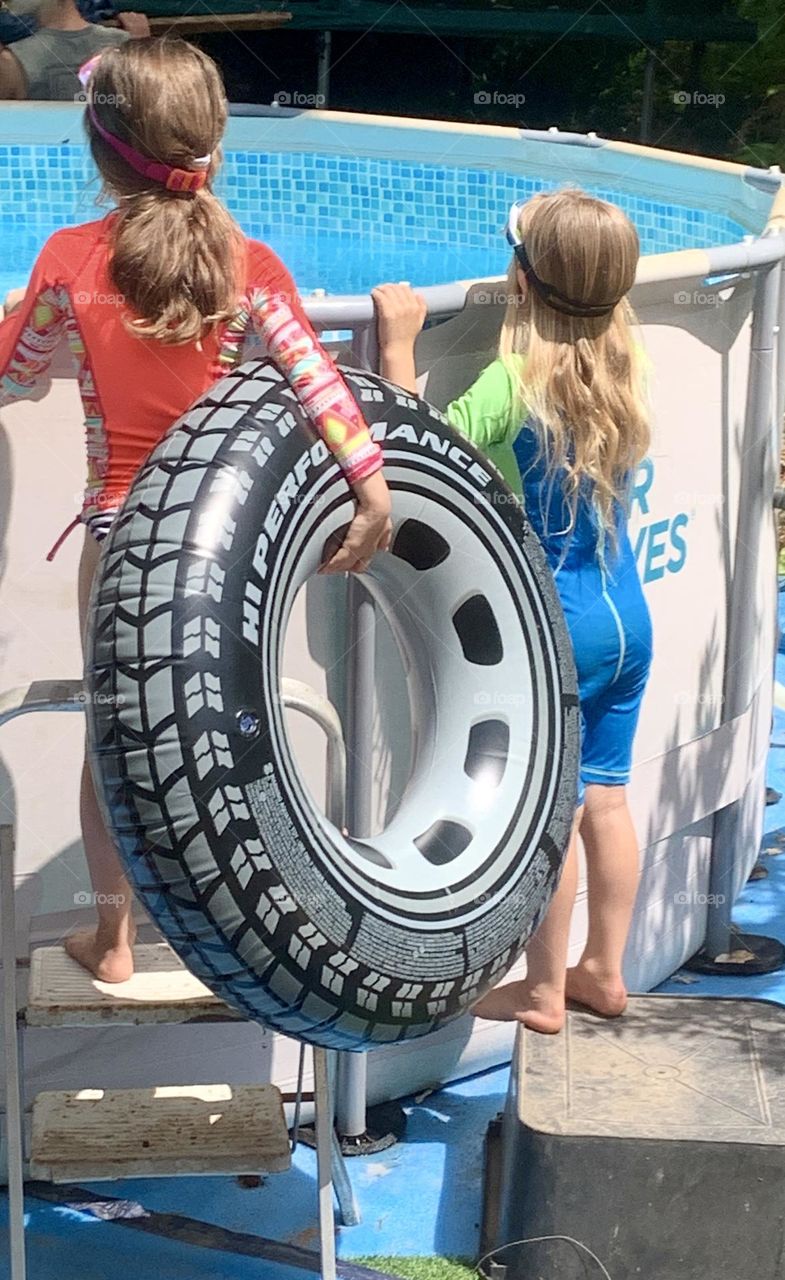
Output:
top-left (372, 282), bottom-right (524, 489)
top-left (249, 287), bottom-right (383, 488)
top-left (444, 360), bottom-right (525, 497)
top-left (0, 247), bottom-right (67, 406)
top-left (248, 246), bottom-right (383, 482)
top-left (372, 283), bottom-right (427, 393)
top-left (444, 359), bottom-right (521, 453)
top-left (0, 46), bottom-right (26, 99)
top-left (246, 254), bottom-right (392, 574)
top-left (372, 284), bottom-right (520, 445)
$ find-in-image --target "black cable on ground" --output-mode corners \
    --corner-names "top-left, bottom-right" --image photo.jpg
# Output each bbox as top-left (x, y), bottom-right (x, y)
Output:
top-left (25, 1181), bottom-right (402, 1280)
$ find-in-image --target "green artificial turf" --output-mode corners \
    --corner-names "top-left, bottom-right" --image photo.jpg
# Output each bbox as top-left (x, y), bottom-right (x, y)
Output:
top-left (353, 1258), bottom-right (476, 1280)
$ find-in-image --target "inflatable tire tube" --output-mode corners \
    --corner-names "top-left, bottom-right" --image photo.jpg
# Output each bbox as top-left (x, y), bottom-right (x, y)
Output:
top-left (86, 361), bottom-right (580, 1050)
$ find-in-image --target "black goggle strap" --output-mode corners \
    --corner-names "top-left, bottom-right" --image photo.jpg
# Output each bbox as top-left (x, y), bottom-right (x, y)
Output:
top-left (512, 241), bottom-right (620, 319)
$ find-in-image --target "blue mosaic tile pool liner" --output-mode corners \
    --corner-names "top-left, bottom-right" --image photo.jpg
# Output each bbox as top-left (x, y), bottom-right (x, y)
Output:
top-left (0, 142), bottom-right (747, 257)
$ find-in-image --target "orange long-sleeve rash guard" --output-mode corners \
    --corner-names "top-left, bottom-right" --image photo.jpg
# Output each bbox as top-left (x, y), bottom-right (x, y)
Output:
top-left (0, 216), bottom-right (382, 535)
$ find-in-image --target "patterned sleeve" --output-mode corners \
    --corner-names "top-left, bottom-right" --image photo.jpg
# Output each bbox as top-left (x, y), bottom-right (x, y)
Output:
top-left (249, 286), bottom-right (383, 486)
top-left (0, 242), bottom-right (67, 409)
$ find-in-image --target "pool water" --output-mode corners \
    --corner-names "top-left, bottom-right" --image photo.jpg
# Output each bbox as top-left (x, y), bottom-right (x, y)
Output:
top-left (0, 226), bottom-right (505, 304)
top-left (0, 142), bottom-right (752, 302)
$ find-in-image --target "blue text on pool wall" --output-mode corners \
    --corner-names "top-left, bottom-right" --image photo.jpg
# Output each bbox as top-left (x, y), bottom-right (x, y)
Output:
top-left (630, 458), bottom-right (688, 583)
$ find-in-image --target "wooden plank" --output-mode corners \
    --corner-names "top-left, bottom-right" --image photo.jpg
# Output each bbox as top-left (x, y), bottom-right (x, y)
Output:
top-left (27, 943), bottom-right (237, 1027)
top-left (30, 1084), bottom-right (291, 1181)
top-left (148, 11), bottom-right (292, 34)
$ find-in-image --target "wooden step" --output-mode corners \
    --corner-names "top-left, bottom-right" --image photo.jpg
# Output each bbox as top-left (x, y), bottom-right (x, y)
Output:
top-left (30, 1084), bottom-right (291, 1182)
top-left (27, 943), bottom-right (238, 1027)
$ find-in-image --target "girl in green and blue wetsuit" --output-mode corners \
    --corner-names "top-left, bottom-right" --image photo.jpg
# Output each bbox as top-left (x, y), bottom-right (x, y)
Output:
top-left (373, 188), bottom-right (652, 1032)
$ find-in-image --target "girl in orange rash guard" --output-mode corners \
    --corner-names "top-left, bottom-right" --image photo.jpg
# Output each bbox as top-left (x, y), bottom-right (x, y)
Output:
top-left (0, 37), bottom-right (392, 982)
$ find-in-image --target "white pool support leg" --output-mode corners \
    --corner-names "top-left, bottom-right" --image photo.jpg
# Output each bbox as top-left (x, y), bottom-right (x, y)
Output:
top-left (1, 824), bottom-right (26, 1280)
top-left (335, 1052), bottom-right (368, 1144)
top-left (705, 261), bottom-right (781, 958)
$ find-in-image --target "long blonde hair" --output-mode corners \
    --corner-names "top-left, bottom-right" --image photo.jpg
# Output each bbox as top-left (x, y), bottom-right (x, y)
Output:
top-left (499, 188), bottom-right (649, 544)
top-left (86, 38), bottom-right (244, 345)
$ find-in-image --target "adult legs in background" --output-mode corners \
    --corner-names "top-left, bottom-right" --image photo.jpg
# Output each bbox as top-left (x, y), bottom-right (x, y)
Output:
top-left (565, 783), bottom-right (639, 1017)
top-left (471, 807), bottom-right (583, 1033)
top-left (64, 529), bottom-right (137, 982)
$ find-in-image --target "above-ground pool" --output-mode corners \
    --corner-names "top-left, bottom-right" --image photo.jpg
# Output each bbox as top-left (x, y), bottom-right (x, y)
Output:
top-left (0, 105), bottom-right (775, 300)
top-left (1, 103), bottom-right (784, 1140)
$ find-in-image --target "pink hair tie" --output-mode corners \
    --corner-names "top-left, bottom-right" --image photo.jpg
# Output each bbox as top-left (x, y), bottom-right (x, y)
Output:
top-left (77, 53), bottom-right (103, 88)
top-left (78, 54), bottom-right (212, 194)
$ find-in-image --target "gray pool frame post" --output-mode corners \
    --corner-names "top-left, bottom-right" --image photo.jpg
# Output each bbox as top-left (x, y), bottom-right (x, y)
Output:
top-left (705, 249), bottom-right (783, 961)
top-left (337, 575), bottom-right (376, 1142)
top-left (333, 322), bottom-right (381, 1146)
top-left (776, 256), bottom-right (785, 432)
top-left (316, 30), bottom-right (332, 108)
top-left (640, 50), bottom-right (657, 143)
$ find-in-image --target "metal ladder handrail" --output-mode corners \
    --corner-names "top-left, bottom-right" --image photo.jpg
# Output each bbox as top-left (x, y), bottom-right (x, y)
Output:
top-left (0, 676), bottom-right (358, 1280)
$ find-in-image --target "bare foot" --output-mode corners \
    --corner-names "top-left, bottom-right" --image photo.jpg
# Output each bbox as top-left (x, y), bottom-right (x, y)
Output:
top-left (471, 979), bottom-right (565, 1034)
top-left (566, 961), bottom-right (627, 1017)
top-left (65, 926), bottom-right (136, 983)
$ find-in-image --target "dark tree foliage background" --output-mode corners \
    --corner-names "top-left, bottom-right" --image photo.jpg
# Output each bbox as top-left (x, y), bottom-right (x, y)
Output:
top-left (198, 1), bottom-right (784, 165)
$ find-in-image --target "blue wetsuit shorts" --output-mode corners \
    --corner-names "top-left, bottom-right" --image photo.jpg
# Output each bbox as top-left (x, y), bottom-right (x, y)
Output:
top-left (513, 428), bottom-right (653, 805)
top-left (556, 540), bottom-right (652, 804)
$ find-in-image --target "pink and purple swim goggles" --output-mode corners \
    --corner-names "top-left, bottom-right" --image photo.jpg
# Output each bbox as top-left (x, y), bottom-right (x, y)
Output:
top-left (78, 53), bottom-right (211, 194)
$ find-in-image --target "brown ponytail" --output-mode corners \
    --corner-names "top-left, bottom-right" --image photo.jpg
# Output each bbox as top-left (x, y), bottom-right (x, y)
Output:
top-left (86, 37), bottom-right (244, 345)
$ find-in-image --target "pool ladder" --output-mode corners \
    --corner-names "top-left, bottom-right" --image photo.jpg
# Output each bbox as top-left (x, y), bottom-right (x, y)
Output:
top-left (0, 677), bottom-right (358, 1280)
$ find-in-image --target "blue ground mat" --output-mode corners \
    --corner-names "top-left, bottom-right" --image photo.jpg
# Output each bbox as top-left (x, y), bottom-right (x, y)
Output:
top-left (3, 617), bottom-right (785, 1277)
top-left (4, 839), bottom-right (783, 1277)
